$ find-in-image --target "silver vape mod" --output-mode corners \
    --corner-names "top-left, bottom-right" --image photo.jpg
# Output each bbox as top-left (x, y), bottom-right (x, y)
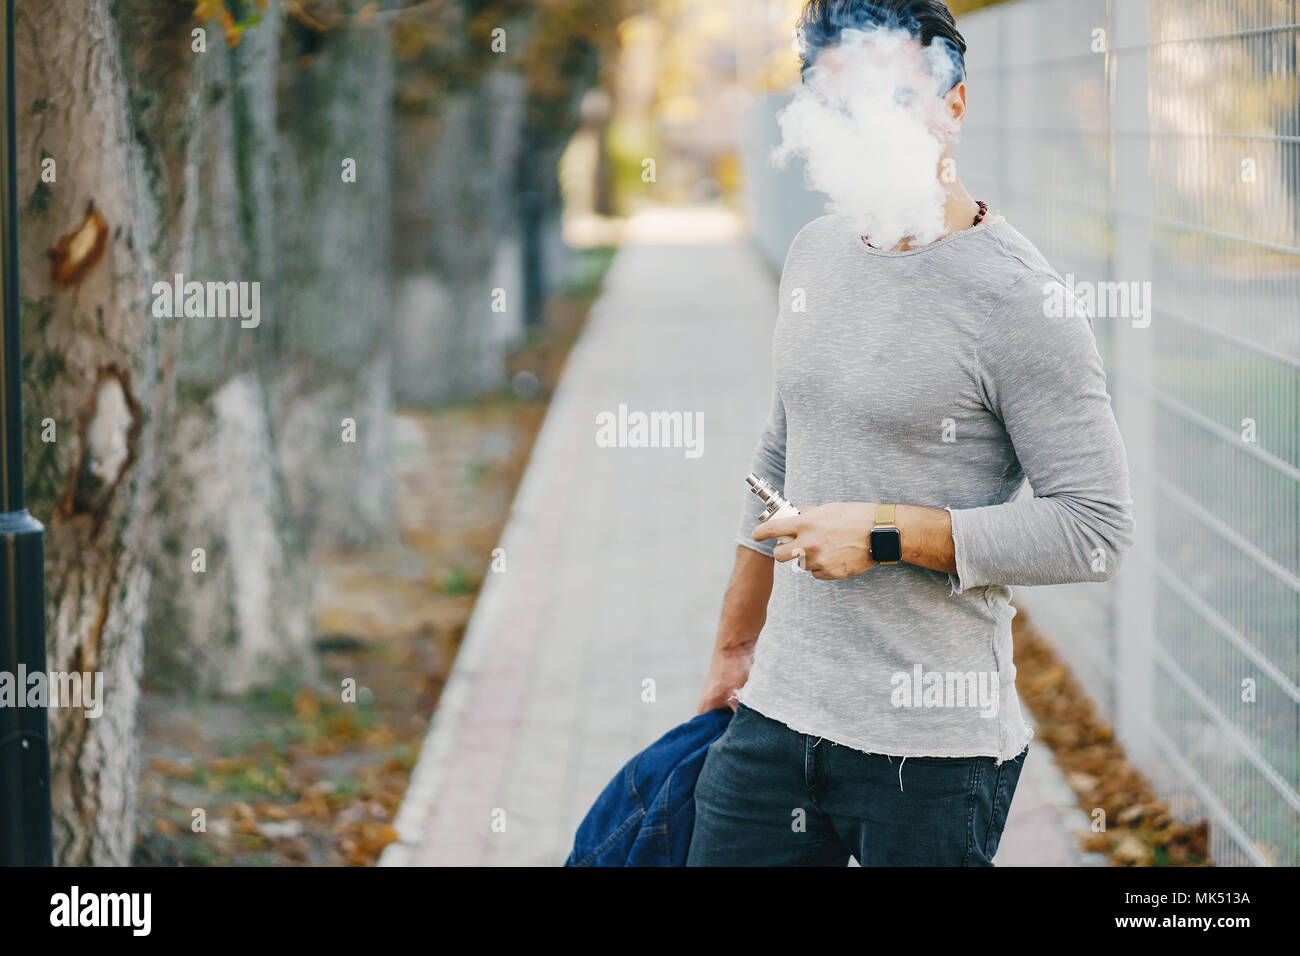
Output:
top-left (746, 473), bottom-right (799, 544)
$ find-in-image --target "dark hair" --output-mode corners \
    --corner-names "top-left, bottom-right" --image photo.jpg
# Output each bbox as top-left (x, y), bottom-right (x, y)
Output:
top-left (796, 0), bottom-right (967, 90)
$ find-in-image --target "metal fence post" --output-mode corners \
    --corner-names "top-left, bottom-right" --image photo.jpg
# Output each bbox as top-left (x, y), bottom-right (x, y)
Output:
top-left (1109, 0), bottom-right (1157, 771)
top-left (0, 0), bottom-right (53, 867)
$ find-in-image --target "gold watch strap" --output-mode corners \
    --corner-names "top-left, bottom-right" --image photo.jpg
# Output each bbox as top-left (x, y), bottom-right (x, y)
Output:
top-left (875, 503), bottom-right (897, 527)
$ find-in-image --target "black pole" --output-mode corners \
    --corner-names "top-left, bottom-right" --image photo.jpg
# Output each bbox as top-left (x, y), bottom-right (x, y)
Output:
top-left (0, 0), bottom-right (53, 866)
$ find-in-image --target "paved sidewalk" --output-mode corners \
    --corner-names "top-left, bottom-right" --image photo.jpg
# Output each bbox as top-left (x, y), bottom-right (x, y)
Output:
top-left (382, 207), bottom-right (1097, 867)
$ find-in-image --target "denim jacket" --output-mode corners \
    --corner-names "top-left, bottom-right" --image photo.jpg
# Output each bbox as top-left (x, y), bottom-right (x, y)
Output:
top-left (565, 708), bottom-right (732, 866)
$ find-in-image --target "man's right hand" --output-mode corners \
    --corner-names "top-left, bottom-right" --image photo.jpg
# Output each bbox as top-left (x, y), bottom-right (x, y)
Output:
top-left (696, 643), bottom-right (756, 714)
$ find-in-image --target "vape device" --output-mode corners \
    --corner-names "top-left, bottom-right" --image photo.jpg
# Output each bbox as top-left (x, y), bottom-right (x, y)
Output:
top-left (746, 473), bottom-right (799, 545)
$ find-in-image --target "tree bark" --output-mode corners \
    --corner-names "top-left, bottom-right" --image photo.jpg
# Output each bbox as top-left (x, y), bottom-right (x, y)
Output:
top-left (15, 0), bottom-right (201, 864)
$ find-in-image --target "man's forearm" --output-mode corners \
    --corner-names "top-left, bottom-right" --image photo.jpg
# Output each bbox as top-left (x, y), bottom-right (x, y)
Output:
top-left (696, 545), bottom-right (774, 714)
top-left (712, 545), bottom-right (773, 651)
top-left (895, 504), bottom-right (957, 575)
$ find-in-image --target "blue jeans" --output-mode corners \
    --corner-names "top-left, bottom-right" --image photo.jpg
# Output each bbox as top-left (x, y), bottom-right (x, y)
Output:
top-left (687, 702), bottom-right (1026, 866)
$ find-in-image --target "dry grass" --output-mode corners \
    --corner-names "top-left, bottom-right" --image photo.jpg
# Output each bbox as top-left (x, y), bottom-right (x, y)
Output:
top-left (1013, 613), bottom-right (1211, 866)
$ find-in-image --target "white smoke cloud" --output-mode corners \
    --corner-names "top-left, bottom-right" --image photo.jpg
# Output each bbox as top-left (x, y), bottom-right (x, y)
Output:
top-left (773, 25), bottom-right (962, 251)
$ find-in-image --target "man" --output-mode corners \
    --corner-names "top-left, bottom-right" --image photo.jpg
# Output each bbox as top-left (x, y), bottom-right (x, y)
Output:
top-left (687, 0), bottom-right (1134, 866)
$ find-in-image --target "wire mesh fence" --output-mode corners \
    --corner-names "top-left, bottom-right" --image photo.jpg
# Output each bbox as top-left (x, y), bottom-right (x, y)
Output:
top-left (959, 0), bottom-right (1300, 867)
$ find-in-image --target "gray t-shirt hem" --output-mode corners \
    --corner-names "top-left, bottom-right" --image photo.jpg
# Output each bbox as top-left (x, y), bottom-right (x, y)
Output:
top-left (743, 691), bottom-right (1034, 764)
top-left (735, 688), bottom-right (1036, 765)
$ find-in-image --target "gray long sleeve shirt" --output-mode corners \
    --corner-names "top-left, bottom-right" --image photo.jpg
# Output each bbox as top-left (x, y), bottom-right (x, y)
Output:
top-left (735, 212), bottom-right (1134, 763)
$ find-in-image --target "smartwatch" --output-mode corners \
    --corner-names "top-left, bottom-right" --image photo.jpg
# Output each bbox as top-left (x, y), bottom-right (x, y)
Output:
top-left (869, 503), bottom-right (902, 565)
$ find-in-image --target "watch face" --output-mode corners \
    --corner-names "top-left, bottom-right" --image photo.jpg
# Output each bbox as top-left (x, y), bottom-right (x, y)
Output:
top-left (870, 527), bottom-right (902, 563)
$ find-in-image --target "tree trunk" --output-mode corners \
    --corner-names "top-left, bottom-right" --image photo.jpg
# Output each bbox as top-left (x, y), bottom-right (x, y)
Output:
top-left (15, 0), bottom-right (200, 864)
top-left (142, 5), bottom-right (321, 696)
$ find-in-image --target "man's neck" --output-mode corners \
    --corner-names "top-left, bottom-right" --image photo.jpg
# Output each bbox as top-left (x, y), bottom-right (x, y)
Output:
top-left (888, 178), bottom-right (981, 253)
